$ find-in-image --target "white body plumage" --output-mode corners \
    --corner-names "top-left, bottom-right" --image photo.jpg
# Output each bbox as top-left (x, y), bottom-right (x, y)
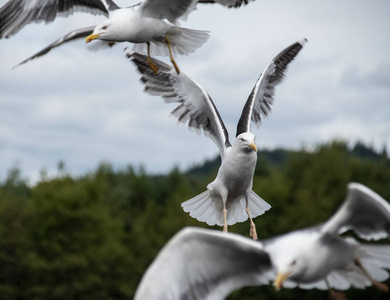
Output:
top-left (191, 132), bottom-right (265, 226)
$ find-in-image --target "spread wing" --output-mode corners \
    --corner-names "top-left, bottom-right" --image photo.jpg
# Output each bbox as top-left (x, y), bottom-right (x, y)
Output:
top-left (197, 0), bottom-right (254, 8)
top-left (134, 227), bottom-right (273, 300)
top-left (321, 182), bottom-right (390, 240)
top-left (139, 0), bottom-right (198, 24)
top-left (13, 26), bottom-right (95, 68)
top-left (0, 0), bottom-right (118, 38)
top-left (236, 38), bottom-right (307, 136)
top-left (129, 51), bottom-right (231, 159)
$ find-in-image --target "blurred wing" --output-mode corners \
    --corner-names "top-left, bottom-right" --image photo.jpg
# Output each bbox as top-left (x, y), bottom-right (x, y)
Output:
top-left (326, 243), bottom-right (390, 290)
top-left (129, 51), bottom-right (231, 158)
top-left (321, 182), bottom-right (390, 240)
top-left (236, 38), bottom-right (307, 136)
top-left (139, 0), bottom-right (198, 24)
top-left (134, 227), bottom-right (273, 300)
top-left (197, 0), bottom-right (254, 8)
top-left (0, 0), bottom-right (116, 38)
top-left (13, 26), bottom-right (95, 68)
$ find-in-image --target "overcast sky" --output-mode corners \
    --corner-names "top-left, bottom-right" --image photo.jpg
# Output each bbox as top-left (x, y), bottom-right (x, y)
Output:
top-left (1, 0), bottom-right (389, 184)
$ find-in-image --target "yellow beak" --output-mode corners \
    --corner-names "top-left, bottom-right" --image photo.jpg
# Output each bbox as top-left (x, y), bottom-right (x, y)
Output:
top-left (273, 272), bottom-right (291, 291)
top-left (85, 33), bottom-right (100, 43)
top-left (249, 142), bottom-right (257, 152)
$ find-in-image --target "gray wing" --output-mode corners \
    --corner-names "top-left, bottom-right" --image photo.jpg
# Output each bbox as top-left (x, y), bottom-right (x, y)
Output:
top-left (0, 0), bottom-right (118, 38)
top-left (197, 0), bottom-right (254, 8)
top-left (133, 227), bottom-right (272, 300)
top-left (321, 182), bottom-right (390, 240)
top-left (236, 38), bottom-right (307, 137)
top-left (139, 0), bottom-right (198, 24)
top-left (128, 51), bottom-right (231, 159)
top-left (13, 26), bottom-right (95, 68)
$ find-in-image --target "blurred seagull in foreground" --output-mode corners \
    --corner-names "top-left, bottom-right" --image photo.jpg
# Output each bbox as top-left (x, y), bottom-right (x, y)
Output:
top-left (0, 0), bottom-right (253, 71)
top-left (129, 39), bottom-right (307, 239)
top-left (134, 183), bottom-right (390, 300)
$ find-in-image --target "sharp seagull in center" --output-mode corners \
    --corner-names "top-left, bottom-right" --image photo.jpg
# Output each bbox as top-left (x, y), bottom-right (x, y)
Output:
top-left (129, 38), bottom-right (307, 239)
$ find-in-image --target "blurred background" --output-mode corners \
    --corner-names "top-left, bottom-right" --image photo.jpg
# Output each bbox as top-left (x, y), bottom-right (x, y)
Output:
top-left (1, 141), bottom-right (389, 299)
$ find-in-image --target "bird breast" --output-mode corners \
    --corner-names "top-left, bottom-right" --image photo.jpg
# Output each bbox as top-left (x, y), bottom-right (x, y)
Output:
top-left (215, 148), bottom-right (257, 192)
top-left (110, 8), bottom-right (172, 43)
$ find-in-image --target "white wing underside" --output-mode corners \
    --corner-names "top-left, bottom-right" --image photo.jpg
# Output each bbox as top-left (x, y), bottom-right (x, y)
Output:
top-left (129, 51), bottom-right (230, 158)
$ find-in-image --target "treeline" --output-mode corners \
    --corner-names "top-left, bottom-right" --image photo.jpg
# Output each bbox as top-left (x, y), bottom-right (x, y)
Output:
top-left (0, 140), bottom-right (389, 300)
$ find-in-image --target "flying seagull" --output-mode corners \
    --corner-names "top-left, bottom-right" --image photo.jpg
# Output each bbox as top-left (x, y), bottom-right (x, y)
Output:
top-left (129, 39), bottom-right (306, 239)
top-left (134, 183), bottom-right (390, 300)
top-left (0, 0), bottom-right (253, 72)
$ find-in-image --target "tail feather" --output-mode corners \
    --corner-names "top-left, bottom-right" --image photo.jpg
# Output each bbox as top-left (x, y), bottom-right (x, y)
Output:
top-left (248, 191), bottom-right (272, 216)
top-left (207, 208), bottom-right (221, 226)
top-left (182, 190), bottom-right (225, 226)
top-left (182, 190), bottom-right (271, 227)
top-left (230, 198), bottom-right (247, 225)
top-left (189, 199), bottom-right (210, 220)
top-left (182, 190), bottom-right (210, 211)
top-left (132, 27), bottom-right (210, 57)
top-left (197, 201), bottom-right (214, 222)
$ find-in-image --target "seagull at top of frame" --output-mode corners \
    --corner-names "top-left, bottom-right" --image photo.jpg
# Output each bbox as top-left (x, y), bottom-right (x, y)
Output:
top-left (0, 0), bottom-right (256, 72)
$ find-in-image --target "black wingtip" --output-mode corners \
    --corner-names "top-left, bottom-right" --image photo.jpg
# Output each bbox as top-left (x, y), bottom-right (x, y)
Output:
top-left (235, 39), bottom-right (307, 137)
top-left (273, 38), bottom-right (307, 66)
top-left (197, 0), bottom-right (252, 8)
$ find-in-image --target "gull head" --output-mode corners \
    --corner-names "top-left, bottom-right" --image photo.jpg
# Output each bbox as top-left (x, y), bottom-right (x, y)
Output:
top-left (268, 232), bottom-right (313, 291)
top-left (273, 252), bottom-right (308, 290)
top-left (273, 261), bottom-right (298, 291)
top-left (86, 21), bottom-right (112, 43)
top-left (234, 132), bottom-right (257, 152)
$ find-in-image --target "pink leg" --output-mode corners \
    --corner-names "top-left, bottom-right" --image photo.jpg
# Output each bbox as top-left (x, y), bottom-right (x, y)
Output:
top-left (245, 204), bottom-right (258, 240)
top-left (326, 279), bottom-right (348, 300)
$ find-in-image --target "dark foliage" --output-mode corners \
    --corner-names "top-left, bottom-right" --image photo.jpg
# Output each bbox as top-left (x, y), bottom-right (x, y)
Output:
top-left (0, 140), bottom-right (389, 299)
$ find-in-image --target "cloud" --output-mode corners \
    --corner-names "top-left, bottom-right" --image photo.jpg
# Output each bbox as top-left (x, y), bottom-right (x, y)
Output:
top-left (0, 0), bottom-right (389, 184)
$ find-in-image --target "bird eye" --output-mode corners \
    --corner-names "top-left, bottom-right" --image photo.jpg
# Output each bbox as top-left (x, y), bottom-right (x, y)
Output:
top-left (240, 138), bottom-right (245, 142)
top-left (102, 26), bottom-right (107, 30)
top-left (291, 260), bottom-right (297, 266)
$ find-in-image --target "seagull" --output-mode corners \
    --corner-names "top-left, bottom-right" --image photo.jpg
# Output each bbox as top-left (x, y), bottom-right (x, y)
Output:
top-left (129, 39), bottom-right (306, 239)
top-left (134, 183), bottom-right (390, 300)
top-left (0, 0), bottom-right (253, 71)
